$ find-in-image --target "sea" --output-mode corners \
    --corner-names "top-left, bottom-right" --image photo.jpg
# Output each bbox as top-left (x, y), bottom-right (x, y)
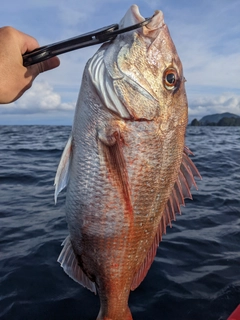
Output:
top-left (0, 125), bottom-right (239, 320)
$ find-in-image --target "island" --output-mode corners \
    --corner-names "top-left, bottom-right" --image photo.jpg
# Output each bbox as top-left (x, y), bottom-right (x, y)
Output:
top-left (190, 112), bottom-right (240, 126)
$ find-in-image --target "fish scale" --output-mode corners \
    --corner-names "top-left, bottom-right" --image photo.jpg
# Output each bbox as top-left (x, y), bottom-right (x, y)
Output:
top-left (55, 5), bottom-right (201, 320)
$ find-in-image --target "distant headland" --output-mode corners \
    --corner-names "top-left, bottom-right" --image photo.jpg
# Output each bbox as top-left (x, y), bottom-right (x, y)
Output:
top-left (190, 112), bottom-right (240, 126)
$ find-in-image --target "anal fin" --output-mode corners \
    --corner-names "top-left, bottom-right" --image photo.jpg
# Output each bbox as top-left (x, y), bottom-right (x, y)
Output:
top-left (58, 236), bottom-right (96, 294)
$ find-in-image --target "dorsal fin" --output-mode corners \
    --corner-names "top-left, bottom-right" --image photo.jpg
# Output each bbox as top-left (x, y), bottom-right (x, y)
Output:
top-left (131, 146), bottom-right (201, 290)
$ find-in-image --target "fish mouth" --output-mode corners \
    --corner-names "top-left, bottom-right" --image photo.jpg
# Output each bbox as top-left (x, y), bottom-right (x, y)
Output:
top-left (120, 4), bottom-right (164, 31)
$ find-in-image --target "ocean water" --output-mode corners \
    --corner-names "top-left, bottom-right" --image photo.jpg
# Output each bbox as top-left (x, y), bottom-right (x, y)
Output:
top-left (0, 125), bottom-right (239, 320)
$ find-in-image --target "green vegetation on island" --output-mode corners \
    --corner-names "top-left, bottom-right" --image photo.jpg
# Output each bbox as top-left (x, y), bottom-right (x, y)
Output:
top-left (190, 112), bottom-right (240, 126)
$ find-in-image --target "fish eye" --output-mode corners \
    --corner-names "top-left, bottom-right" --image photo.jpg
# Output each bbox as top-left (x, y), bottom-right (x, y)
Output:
top-left (163, 68), bottom-right (179, 90)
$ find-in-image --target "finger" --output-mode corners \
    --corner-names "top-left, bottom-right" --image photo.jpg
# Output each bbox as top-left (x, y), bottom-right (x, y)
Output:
top-left (40, 56), bottom-right (61, 72)
top-left (27, 56), bottom-right (60, 78)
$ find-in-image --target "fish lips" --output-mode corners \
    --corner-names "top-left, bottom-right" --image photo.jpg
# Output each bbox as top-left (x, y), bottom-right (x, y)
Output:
top-left (119, 4), bottom-right (165, 35)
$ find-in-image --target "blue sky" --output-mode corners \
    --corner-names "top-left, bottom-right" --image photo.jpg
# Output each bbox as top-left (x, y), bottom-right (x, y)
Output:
top-left (0, 0), bottom-right (239, 125)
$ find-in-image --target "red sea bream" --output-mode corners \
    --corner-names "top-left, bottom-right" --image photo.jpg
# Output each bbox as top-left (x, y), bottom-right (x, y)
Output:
top-left (54, 4), bottom-right (201, 320)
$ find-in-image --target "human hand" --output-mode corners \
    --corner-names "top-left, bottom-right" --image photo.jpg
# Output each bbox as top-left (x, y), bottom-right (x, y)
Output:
top-left (0, 26), bottom-right (60, 104)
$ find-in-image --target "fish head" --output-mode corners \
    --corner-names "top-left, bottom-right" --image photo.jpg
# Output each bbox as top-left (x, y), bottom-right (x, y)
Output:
top-left (98, 4), bottom-right (188, 128)
top-left (88, 5), bottom-right (188, 131)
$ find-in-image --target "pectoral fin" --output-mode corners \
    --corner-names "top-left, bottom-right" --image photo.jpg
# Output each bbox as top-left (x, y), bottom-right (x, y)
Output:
top-left (131, 146), bottom-right (201, 290)
top-left (98, 129), bottom-right (132, 213)
top-left (54, 135), bottom-right (73, 204)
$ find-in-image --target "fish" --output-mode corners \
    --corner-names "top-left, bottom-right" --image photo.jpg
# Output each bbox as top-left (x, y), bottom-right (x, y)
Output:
top-left (54, 4), bottom-right (201, 320)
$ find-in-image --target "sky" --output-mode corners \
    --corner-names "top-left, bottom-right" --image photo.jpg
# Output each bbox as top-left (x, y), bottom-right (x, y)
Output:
top-left (0, 0), bottom-right (239, 125)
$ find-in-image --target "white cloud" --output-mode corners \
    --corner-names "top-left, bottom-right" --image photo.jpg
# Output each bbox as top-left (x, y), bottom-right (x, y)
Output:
top-left (182, 51), bottom-right (240, 90)
top-left (0, 81), bottom-right (76, 115)
top-left (165, 1), bottom-right (240, 93)
top-left (188, 93), bottom-right (240, 120)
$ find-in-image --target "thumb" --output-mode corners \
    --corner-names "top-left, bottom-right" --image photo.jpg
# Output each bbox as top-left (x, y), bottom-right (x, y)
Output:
top-left (28, 56), bottom-right (60, 78)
